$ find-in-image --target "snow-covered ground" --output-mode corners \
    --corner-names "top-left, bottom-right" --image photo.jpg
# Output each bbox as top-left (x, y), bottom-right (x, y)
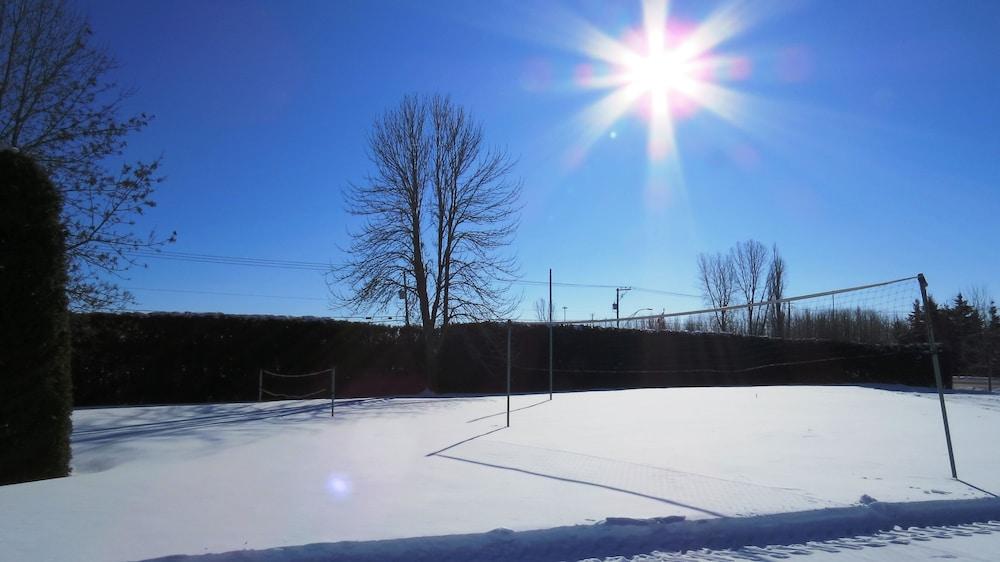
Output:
top-left (1, 385), bottom-right (999, 561)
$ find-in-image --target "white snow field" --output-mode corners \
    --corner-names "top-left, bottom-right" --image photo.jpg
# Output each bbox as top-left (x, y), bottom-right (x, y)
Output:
top-left (1, 385), bottom-right (1000, 561)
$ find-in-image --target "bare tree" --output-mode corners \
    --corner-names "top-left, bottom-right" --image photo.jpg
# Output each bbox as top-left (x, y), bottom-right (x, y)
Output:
top-left (337, 94), bottom-right (520, 377)
top-left (966, 285), bottom-right (995, 381)
top-left (765, 244), bottom-right (787, 337)
top-left (967, 285), bottom-right (992, 323)
top-left (0, 0), bottom-right (173, 310)
top-left (697, 252), bottom-right (737, 332)
top-left (533, 297), bottom-right (555, 322)
top-left (427, 96), bottom-right (520, 326)
top-left (732, 239), bottom-right (769, 335)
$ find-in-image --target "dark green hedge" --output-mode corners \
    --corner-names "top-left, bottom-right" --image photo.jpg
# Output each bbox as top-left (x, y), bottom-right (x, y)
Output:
top-left (70, 313), bottom-right (948, 407)
top-left (441, 323), bottom-right (949, 394)
top-left (1, 150), bottom-right (73, 485)
top-left (71, 313), bottom-right (424, 406)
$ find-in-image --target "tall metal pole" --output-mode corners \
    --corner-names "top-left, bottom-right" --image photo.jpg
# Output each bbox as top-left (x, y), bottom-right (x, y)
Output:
top-left (258, 369), bottom-right (263, 402)
top-left (548, 269), bottom-right (553, 401)
top-left (330, 367), bottom-right (336, 418)
top-left (506, 320), bottom-right (512, 428)
top-left (918, 273), bottom-right (958, 478)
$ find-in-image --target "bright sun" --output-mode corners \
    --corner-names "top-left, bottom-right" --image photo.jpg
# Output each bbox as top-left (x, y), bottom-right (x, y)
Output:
top-left (625, 51), bottom-right (688, 96)
top-left (566, 0), bottom-right (755, 163)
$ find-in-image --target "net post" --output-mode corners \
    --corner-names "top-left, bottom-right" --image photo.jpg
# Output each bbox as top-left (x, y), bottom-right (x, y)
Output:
top-left (548, 325), bottom-right (553, 401)
top-left (258, 369), bottom-right (263, 402)
top-left (506, 320), bottom-right (512, 428)
top-left (330, 367), bottom-right (336, 418)
top-left (918, 273), bottom-right (958, 479)
top-left (988, 356), bottom-right (993, 394)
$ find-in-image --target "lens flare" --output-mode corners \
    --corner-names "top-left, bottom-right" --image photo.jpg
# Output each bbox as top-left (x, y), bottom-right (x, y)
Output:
top-left (562, 0), bottom-right (761, 169)
top-left (325, 472), bottom-right (353, 501)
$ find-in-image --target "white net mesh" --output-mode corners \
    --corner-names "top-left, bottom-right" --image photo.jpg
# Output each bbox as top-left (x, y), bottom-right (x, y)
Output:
top-left (599, 276), bottom-right (921, 345)
top-left (259, 368), bottom-right (335, 401)
top-left (487, 276), bottom-right (938, 390)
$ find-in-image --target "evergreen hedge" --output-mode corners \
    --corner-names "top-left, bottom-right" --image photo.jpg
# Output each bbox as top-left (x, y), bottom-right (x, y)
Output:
top-left (0, 150), bottom-right (73, 485)
top-left (69, 312), bottom-right (948, 407)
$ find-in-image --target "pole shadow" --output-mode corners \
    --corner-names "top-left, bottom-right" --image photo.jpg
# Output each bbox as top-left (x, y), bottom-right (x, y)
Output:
top-left (958, 479), bottom-right (999, 498)
top-left (466, 398), bottom-right (550, 423)
top-left (424, 426), bottom-right (507, 457)
top-left (435, 452), bottom-right (726, 518)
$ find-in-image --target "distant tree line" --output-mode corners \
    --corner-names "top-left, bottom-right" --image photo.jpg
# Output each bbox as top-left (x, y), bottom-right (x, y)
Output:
top-left (685, 241), bottom-right (998, 375)
top-left (627, 306), bottom-right (909, 346)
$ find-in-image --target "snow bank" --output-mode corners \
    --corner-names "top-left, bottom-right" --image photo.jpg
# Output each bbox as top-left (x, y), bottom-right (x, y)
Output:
top-left (144, 498), bottom-right (1000, 562)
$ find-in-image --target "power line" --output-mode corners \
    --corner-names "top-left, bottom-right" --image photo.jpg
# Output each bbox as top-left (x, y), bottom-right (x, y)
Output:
top-left (498, 278), bottom-right (699, 298)
top-left (133, 249), bottom-right (327, 268)
top-left (129, 249), bottom-right (700, 297)
top-left (127, 286), bottom-right (327, 301)
top-left (129, 250), bottom-right (329, 271)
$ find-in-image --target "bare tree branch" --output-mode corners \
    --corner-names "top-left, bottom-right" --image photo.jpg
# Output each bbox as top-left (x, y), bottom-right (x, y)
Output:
top-left (765, 244), bottom-right (787, 337)
top-left (733, 239), bottom-right (769, 335)
top-left (697, 251), bottom-right (737, 332)
top-left (0, 0), bottom-right (172, 311)
top-left (334, 94), bottom-right (521, 355)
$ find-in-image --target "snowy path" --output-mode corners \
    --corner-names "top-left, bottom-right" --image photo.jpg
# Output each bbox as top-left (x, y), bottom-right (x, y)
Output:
top-left (1, 386), bottom-right (999, 561)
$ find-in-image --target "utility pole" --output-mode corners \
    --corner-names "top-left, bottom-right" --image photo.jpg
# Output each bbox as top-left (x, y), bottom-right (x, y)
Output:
top-left (614, 287), bottom-right (631, 328)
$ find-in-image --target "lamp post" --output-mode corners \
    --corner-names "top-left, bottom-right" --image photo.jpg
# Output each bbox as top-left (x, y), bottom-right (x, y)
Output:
top-left (629, 308), bottom-right (653, 329)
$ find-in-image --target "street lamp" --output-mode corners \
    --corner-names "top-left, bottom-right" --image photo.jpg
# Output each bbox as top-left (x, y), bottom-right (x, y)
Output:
top-left (627, 308), bottom-right (653, 329)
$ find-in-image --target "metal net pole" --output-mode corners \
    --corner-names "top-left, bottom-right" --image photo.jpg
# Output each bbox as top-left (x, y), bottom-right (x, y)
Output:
top-left (506, 320), bottom-right (512, 428)
top-left (918, 273), bottom-right (958, 478)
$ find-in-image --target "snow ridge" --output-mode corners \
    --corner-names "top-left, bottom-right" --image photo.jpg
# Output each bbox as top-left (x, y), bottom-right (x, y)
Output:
top-left (144, 498), bottom-right (1000, 562)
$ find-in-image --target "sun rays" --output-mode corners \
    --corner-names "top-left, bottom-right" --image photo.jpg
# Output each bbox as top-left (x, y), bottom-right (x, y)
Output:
top-left (567, 0), bottom-right (758, 165)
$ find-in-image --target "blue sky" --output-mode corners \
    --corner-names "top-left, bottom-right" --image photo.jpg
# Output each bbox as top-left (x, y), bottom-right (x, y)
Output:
top-left (77, 0), bottom-right (1000, 321)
